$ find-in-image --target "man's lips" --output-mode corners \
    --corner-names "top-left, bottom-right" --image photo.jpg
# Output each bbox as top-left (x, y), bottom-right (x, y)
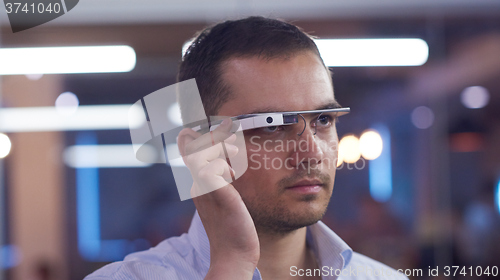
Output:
top-left (287, 179), bottom-right (324, 188)
top-left (286, 179), bottom-right (324, 194)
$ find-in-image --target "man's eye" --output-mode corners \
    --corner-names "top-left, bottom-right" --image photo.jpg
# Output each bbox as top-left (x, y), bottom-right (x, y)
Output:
top-left (261, 126), bottom-right (281, 133)
top-left (316, 115), bottom-right (334, 126)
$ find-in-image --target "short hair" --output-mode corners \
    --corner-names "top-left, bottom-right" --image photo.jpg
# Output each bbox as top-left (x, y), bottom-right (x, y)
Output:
top-left (177, 16), bottom-right (326, 124)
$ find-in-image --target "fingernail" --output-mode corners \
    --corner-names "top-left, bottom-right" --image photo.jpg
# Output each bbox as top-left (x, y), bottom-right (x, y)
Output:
top-left (227, 144), bottom-right (238, 154)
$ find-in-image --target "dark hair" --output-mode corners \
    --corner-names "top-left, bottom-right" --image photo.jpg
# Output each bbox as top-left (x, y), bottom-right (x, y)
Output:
top-left (177, 16), bottom-right (325, 123)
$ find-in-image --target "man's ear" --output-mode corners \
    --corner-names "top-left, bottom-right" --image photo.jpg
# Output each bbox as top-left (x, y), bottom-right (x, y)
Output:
top-left (177, 128), bottom-right (202, 157)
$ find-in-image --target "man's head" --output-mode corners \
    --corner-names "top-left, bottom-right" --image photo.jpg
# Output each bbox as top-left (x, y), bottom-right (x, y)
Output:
top-left (179, 17), bottom-right (340, 234)
top-left (178, 16), bottom-right (327, 123)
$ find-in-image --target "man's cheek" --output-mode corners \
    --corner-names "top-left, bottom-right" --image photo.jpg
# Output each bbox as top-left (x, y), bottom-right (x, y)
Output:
top-left (322, 139), bottom-right (339, 169)
top-left (248, 152), bottom-right (263, 170)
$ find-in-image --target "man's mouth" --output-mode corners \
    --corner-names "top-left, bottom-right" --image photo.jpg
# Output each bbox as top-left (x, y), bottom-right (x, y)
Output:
top-left (286, 179), bottom-right (324, 194)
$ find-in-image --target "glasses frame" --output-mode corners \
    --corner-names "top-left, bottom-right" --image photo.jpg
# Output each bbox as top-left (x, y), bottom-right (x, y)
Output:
top-left (192, 107), bottom-right (350, 133)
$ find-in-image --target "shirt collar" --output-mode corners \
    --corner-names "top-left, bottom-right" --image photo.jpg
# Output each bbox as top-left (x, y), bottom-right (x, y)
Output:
top-left (187, 211), bottom-right (353, 275)
top-left (306, 220), bottom-right (353, 270)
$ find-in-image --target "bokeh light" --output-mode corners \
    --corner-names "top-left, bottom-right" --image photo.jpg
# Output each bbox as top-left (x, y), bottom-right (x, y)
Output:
top-left (0, 133), bottom-right (12, 158)
top-left (336, 154), bottom-right (343, 167)
top-left (461, 86), bottom-right (490, 109)
top-left (338, 135), bottom-right (361, 163)
top-left (360, 130), bottom-right (383, 160)
top-left (55, 92), bottom-right (79, 116)
top-left (411, 106), bottom-right (434, 129)
top-left (167, 102), bottom-right (183, 126)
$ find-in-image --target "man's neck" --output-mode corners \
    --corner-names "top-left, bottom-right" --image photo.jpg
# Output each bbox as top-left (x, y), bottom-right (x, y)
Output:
top-left (257, 227), bottom-right (319, 280)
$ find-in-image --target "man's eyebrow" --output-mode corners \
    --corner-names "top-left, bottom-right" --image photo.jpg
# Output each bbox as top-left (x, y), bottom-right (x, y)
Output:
top-left (246, 101), bottom-right (343, 115)
top-left (246, 107), bottom-right (278, 114)
top-left (315, 101), bottom-right (342, 110)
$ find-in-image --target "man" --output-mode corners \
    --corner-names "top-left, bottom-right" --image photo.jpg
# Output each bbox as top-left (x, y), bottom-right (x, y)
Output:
top-left (85, 16), bottom-right (408, 279)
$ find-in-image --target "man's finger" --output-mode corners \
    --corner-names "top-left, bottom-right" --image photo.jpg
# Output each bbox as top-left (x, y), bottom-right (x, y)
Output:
top-left (183, 142), bottom-right (238, 172)
top-left (184, 119), bottom-right (235, 155)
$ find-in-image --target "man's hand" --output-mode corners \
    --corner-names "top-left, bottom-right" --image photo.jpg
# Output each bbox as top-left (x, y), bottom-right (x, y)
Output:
top-left (178, 119), bottom-right (260, 280)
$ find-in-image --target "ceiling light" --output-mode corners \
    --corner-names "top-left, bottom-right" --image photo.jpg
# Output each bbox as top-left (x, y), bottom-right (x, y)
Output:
top-left (64, 144), bottom-right (155, 168)
top-left (315, 38), bottom-right (428, 67)
top-left (0, 45), bottom-right (136, 75)
top-left (0, 105), bottom-right (144, 132)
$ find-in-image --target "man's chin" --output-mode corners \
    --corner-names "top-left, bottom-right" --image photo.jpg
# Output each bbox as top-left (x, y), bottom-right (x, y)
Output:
top-left (252, 208), bottom-right (326, 235)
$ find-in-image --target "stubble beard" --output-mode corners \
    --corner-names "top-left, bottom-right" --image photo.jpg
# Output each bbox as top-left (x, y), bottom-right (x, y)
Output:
top-left (242, 169), bottom-right (333, 236)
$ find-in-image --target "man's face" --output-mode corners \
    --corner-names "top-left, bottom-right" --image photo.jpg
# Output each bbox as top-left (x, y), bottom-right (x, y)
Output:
top-left (217, 51), bottom-right (339, 234)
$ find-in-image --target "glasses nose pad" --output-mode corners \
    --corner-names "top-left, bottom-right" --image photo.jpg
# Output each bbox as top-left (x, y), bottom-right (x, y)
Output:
top-left (313, 112), bottom-right (323, 136)
top-left (297, 114), bottom-right (307, 136)
top-left (296, 113), bottom-right (324, 136)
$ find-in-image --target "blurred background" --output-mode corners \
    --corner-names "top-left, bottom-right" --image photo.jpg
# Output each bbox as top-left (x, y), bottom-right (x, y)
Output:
top-left (1, 0), bottom-right (500, 279)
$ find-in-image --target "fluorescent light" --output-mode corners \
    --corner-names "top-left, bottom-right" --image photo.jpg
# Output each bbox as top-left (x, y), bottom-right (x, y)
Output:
top-left (314, 38), bottom-right (428, 67)
top-left (77, 163), bottom-right (100, 260)
top-left (496, 179), bottom-right (500, 215)
top-left (0, 45), bottom-right (136, 75)
top-left (64, 144), bottom-right (156, 168)
top-left (74, 132), bottom-right (101, 260)
top-left (369, 124), bottom-right (392, 203)
top-left (0, 105), bottom-right (144, 132)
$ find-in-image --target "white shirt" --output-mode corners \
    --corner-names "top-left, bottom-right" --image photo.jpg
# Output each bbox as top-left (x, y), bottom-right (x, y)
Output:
top-left (85, 211), bottom-right (408, 280)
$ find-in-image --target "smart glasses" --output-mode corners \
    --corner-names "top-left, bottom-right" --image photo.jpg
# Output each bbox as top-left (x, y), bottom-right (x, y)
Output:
top-left (193, 108), bottom-right (350, 135)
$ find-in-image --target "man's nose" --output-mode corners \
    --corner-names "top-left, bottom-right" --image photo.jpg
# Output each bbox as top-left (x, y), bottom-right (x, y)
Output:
top-left (287, 124), bottom-right (326, 169)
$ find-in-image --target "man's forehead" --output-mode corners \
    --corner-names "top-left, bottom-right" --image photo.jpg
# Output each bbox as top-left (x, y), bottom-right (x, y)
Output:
top-left (217, 52), bottom-right (336, 116)
top-left (222, 52), bottom-right (329, 80)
